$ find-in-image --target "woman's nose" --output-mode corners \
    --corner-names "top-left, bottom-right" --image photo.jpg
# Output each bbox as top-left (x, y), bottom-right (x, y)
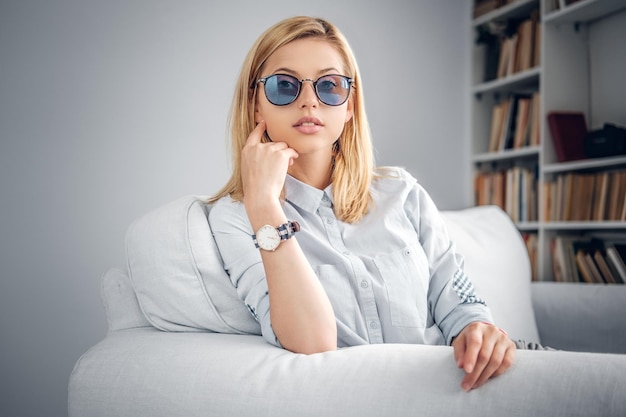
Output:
top-left (298, 80), bottom-right (319, 108)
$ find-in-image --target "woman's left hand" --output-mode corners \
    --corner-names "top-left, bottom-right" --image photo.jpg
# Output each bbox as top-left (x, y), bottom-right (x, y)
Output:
top-left (451, 321), bottom-right (516, 391)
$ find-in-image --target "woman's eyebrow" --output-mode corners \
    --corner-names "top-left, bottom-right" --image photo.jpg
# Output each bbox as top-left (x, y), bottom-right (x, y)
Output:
top-left (271, 67), bottom-right (298, 76)
top-left (317, 67), bottom-right (341, 75)
top-left (270, 67), bottom-right (342, 77)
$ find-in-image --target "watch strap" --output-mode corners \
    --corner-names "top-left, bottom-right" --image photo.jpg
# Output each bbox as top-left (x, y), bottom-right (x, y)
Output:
top-left (277, 220), bottom-right (301, 241)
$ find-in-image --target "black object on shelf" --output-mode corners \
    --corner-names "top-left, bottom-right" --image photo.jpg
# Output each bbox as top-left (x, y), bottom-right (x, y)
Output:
top-left (584, 124), bottom-right (626, 159)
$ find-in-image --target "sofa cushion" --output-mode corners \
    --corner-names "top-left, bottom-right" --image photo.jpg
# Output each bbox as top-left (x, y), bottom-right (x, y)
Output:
top-left (126, 195), bottom-right (261, 334)
top-left (101, 267), bottom-right (151, 331)
top-left (440, 206), bottom-right (540, 342)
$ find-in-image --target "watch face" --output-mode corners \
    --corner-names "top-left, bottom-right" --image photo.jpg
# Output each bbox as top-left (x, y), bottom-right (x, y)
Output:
top-left (257, 225), bottom-right (280, 251)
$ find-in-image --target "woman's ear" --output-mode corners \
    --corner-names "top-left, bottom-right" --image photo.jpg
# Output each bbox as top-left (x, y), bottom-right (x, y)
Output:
top-left (344, 95), bottom-right (354, 123)
top-left (254, 107), bottom-right (263, 124)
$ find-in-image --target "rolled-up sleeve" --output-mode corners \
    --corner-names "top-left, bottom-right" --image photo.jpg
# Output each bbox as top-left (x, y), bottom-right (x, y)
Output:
top-left (208, 198), bottom-right (282, 348)
top-left (405, 181), bottom-right (494, 345)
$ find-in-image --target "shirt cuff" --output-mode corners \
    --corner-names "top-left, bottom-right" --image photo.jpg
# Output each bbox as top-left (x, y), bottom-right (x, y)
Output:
top-left (441, 304), bottom-right (494, 346)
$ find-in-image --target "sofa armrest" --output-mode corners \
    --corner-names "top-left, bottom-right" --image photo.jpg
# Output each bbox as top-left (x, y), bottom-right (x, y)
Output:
top-left (69, 330), bottom-right (626, 417)
top-left (532, 282), bottom-right (626, 354)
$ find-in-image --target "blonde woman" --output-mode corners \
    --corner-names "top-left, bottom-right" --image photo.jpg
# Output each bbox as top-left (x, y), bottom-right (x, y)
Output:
top-left (208, 16), bottom-right (516, 391)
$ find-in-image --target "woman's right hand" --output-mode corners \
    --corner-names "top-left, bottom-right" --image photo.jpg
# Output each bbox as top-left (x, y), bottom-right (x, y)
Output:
top-left (241, 121), bottom-right (299, 208)
top-left (239, 122), bottom-right (337, 355)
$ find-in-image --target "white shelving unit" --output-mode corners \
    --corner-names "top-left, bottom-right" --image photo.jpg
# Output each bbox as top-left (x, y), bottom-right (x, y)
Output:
top-left (471, 0), bottom-right (626, 282)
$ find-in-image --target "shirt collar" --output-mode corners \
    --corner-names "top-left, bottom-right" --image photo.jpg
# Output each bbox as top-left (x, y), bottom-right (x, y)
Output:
top-left (285, 175), bottom-right (334, 213)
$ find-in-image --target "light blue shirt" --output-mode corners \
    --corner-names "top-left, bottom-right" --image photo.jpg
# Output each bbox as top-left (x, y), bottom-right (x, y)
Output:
top-left (209, 167), bottom-right (493, 348)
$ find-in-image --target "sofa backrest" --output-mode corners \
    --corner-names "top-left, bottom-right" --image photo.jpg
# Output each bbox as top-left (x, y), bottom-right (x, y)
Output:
top-left (440, 206), bottom-right (539, 342)
top-left (118, 195), bottom-right (539, 342)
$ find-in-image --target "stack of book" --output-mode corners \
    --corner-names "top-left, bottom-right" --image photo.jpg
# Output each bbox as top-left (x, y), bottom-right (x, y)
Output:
top-left (476, 8), bottom-right (541, 82)
top-left (488, 93), bottom-right (541, 152)
top-left (475, 166), bottom-right (538, 223)
top-left (496, 11), bottom-right (541, 79)
top-left (543, 169), bottom-right (626, 222)
top-left (551, 237), bottom-right (626, 284)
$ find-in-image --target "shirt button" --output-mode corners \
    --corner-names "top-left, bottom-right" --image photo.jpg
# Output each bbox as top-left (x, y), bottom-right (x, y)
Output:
top-left (360, 280), bottom-right (369, 289)
top-left (404, 249), bottom-right (412, 256)
top-left (326, 217), bottom-right (334, 225)
top-left (322, 195), bottom-right (329, 202)
top-left (343, 251), bottom-right (351, 256)
top-left (369, 321), bottom-right (378, 329)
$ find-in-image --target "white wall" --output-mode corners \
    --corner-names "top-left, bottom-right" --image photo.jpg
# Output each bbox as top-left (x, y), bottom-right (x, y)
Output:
top-left (0, 1), bottom-right (471, 416)
top-left (589, 9), bottom-right (626, 129)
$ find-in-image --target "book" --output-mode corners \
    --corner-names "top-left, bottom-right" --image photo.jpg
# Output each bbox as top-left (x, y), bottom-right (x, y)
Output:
top-left (488, 103), bottom-right (506, 152)
top-left (575, 250), bottom-right (594, 283)
top-left (506, 34), bottom-right (518, 77)
top-left (513, 97), bottom-right (531, 148)
top-left (562, 173), bottom-right (575, 221)
top-left (528, 168), bottom-right (538, 221)
top-left (583, 252), bottom-right (605, 283)
top-left (529, 92), bottom-right (541, 146)
top-left (499, 95), bottom-right (526, 151)
top-left (617, 172), bottom-right (626, 220)
top-left (547, 111), bottom-right (588, 162)
top-left (571, 173), bottom-right (594, 221)
top-left (497, 37), bottom-right (511, 79)
top-left (606, 245), bottom-right (626, 283)
top-left (514, 18), bottom-right (534, 72)
top-left (607, 171), bottom-right (626, 220)
top-left (542, 181), bottom-right (551, 221)
top-left (580, 174), bottom-right (597, 221)
top-left (492, 173), bottom-right (500, 207)
top-left (571, 239), bottom-right (604, 283)
top-left (551, 236), bottom-right (581, 282)
top-left (531, 10), bottom-right (541, 68)
top-left (570, 173), bottom-right (583, 221)
top-left (593, 172), bottom-right (610, 221)
top-left (497, 34), bottom-right (519, 79)
top-left (594, 250), bottom-right (617, 284)
top-left (550, 238), bottom-right (566, 282)
top-left (555, 174), bottom-right (565, 221)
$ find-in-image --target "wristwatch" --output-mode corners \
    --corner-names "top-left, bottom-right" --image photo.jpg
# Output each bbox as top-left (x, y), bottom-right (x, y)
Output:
top-left (253, 221), bottom-right (300, 251)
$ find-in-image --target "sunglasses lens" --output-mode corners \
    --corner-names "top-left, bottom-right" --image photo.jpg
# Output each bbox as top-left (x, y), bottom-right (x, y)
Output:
top-left (316, 75), bottom-right (351, 106)
top-left (264, 74), bottom-right (299, 105)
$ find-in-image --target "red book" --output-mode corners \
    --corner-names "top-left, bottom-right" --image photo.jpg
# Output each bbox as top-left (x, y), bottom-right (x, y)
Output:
top-left (547, 111), bottom-right (588, 162)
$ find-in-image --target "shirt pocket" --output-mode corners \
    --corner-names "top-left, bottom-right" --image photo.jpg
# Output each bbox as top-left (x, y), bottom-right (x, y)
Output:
top-left (374, 243), bottom-right (429, 328)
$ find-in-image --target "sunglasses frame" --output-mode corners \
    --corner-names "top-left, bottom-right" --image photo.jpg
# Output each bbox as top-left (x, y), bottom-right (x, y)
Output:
top-left (255, 73), bottom-right (354, 106)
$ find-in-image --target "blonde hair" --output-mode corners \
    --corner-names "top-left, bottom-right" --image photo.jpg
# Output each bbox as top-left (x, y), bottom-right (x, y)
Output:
top-left (209, 16), bottom-right (375, 223)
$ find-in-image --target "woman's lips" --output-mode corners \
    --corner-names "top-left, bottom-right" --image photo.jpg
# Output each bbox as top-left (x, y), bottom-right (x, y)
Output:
top-left (293, 117), bottom-right (323, 134)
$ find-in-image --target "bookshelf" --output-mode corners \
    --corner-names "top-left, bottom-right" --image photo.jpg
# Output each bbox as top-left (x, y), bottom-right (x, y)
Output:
top-left (471, 0), bottom-right (626, 283)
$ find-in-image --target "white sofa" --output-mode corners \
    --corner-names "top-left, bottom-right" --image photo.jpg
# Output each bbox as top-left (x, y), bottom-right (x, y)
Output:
top-left (68, 196), bottom-right (626, 417)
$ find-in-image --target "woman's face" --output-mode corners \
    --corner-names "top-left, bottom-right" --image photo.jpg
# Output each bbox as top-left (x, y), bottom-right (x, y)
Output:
top-left (254, 38), bottom-right (354, 157)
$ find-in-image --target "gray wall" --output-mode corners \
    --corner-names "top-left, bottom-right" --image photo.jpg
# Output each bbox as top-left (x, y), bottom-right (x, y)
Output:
top-left (0, 1), bottom-right (471, 416)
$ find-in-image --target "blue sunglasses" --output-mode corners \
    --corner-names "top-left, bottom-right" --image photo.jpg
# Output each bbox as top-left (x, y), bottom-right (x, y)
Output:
top-left (255, 73), bottom-right (354, 106)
